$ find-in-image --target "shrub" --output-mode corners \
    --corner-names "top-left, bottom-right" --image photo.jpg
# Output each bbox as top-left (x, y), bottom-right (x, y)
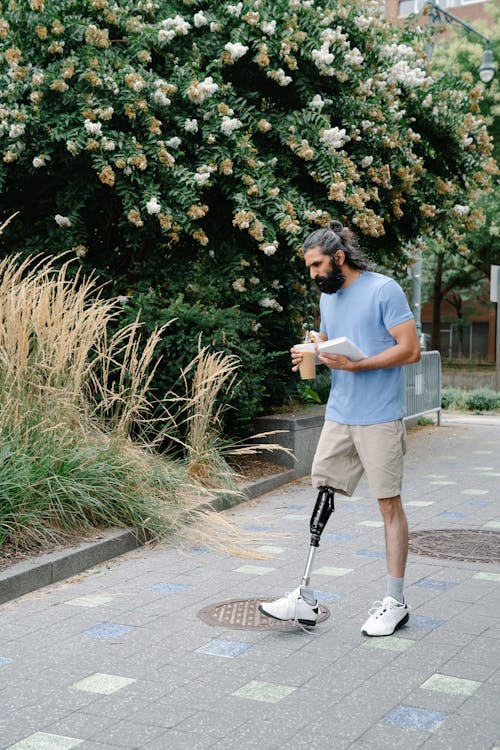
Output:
top-left (441, 386), bottom-right (467, 410)
top-left (0, 0), bottom-right (495, 431)
top-left (465, 388), bottom-right (500, 413)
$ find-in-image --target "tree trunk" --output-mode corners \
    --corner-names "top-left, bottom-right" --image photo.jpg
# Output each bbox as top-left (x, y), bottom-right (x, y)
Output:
top-left (431, 252), bottom-right (444, 351)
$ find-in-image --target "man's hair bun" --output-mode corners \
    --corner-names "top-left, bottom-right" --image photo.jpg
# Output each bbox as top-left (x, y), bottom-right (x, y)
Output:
top-left (330, 220), bottom-right (344, 233)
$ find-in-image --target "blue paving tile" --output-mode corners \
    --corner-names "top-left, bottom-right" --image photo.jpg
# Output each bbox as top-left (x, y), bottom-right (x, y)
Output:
top-left (464, 500), bottom-right (491, 507)
top-left (315, 591), bottom-right (342, 603)
top-left (385, 705), bottom-right (448, 732)
top-left (190, 546), bottom-right (210, 553)
top-left (410, 615), bottom-right (445, 629)
top-left (0, 657), bottom-right (12, 667)
top-left (355, 549), bottom-right (386, 558)
top-left (150, 583), bottom-right (191, 593)
top-left (325, 532), bottom-right (357, 541)
top-left (286, 504), bottom-right (305, 510)
top-left (84, 623), bottom-right (136, 639)
top-left (196, 638), bottom-right (252, 658)
top-left (414, 579), bottom-right (457, 591)
top-left (439, 511), bottom-right (466, 519)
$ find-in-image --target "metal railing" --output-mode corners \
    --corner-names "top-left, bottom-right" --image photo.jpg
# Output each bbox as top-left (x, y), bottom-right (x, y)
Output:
top-left (405, 350), bottom-right (442, 424)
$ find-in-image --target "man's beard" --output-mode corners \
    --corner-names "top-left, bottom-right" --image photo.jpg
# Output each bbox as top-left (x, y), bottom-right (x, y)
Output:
top-left (314, 261), bottom-right (345, 294)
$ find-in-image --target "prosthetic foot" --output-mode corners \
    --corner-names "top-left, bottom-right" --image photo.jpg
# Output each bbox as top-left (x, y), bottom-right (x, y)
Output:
top-left (259, 486), bottom-right (335, 626)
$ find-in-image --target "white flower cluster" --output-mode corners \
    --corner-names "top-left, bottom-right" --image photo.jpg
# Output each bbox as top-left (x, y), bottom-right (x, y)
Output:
top-left (54, 214), bottom-right (71, 227)
top-left (9, 123), bottom-right (25, 138)
top-left (226, 3), bottom-right (243, 17)
top-left (259, 297), bottom-right (283, 313)
top-left (361, 155), bottom-right (373, 168)
top-left (158, 15), bottom-right (191, 44)
top-left (261, 20), bottom-right (276, 35)
top-left (380, 43), bottom-right (417, 61)
top-left (152, 81), bottom-right (171, 107)
top-left (345, 47), bottom-right (364, 66)
top-left (220, 116), bottom-right (243, 136)
top-left (320, 126), bottom-right (350, 151)
top-left (146, 197), bottom-right (161, 214)
top-left (261, 242), bottom-right (278, 256)
top-left (191, 76), bottom-right (219, 103)
top-left (309, 94), bottom-right (327, 111)
top-left (312, 44), bottom-right (335, 75)
top-left (84, 119), bottom-right (102, 136)
top-left (194, 164), bottom-right (216, 186)
top-left (165, 136), bottom-right (181, 149)
top-left (184, 118), bottom-right (198, 133)
top-left (224, 41), bottom-right (248, 61)
top-left (452, 204), bottom-right (470, 215)
top-left (267, 68), bottom-right (292, 86)
top-left (193, 11), bottom-right (208, 28)
top-left (386, 60), bottom-right (428, 88)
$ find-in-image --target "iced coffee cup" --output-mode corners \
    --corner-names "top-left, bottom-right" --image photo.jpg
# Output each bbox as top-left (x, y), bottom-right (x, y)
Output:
top-left (294, 343), bottom-right (317, 380)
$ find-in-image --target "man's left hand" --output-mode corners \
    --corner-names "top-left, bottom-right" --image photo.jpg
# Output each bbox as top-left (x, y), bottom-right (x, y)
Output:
top-left (318, 353), bottom-right (357, 371)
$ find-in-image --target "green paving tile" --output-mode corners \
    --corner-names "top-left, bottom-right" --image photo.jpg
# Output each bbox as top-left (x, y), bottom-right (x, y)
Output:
top-left (233, 680), bottom-right (296, 703)
top-left (234, 565), bottom-right (275, 575)
top-left (473, 572), bottom-right (500, 582)
top-left (472, 466), bottom-right (493, 471)
top-left (363, 637), bottom-right (414, 652)
top-left (406, 500), bottom-right (434, 507)
top-left (472, 450), bottom-right (492, 454)
top-left (71, 672), bottom-right (136, 694)
top-left (66, 595), bottom-right (114, 608)
top-left (283, 514), bottom-right (309, 520)
top-left (255, 545), bottom-right (286, 554)
top-left (461, 489), bottom-right (489, 495)
top-left (6, 733), bottom-right (83, 750)
top-left (430, 481), bottom-right (456, 485)
top-left (356, 520), bottom-right (384, 527)
top-left (420, 673), bottom-right (481, 697)
top-left (483, 521), bottom-right (500, 529)
top-left (315, 566), bottom-right (353, 576)
top-left (424, 474), bottom-right (448, 479)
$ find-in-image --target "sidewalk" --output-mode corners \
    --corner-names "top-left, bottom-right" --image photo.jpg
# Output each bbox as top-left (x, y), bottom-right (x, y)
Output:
top-left (0, 417), bottom-right (499, 750)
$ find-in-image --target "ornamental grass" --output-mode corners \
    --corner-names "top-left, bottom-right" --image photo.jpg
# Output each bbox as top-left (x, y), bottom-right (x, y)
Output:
top-left (0, 249), bottom-right (285, 560)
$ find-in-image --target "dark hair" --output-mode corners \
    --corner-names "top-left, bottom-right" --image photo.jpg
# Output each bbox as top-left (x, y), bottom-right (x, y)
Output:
top-left (302, 220), bottom-right (370, 271)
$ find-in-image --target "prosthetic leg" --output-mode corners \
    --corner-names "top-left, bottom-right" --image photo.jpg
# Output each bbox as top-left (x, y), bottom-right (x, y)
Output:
top-left (301, 485), bottom-right (336, 587)
top-left (259, 486), bottom-right (335, 626)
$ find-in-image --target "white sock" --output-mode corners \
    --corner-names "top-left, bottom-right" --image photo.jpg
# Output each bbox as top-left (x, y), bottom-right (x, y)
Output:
top-left (386, 575), bottom-right (404, 604)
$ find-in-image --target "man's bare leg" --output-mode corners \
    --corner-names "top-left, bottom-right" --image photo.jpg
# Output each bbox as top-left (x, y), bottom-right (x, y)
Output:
top-left (378, 495), bottom-right (408, 602)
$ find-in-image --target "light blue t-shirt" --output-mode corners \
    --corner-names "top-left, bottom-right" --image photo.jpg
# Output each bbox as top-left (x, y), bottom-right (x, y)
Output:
top-left (319, 271), bottom-right (414, 425)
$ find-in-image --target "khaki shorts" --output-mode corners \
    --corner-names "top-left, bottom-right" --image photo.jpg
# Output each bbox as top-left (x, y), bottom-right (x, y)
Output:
top-left (311, 420), bottom-right (407, 499)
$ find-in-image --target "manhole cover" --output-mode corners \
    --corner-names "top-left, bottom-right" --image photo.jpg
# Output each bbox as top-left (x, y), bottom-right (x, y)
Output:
top-left (409, 529), bottom-right (500, 563)
top-left (198, 598), bottom-right (330, 631)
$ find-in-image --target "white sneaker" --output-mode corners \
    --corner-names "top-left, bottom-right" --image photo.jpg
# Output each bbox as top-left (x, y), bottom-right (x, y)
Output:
top-left (259, 586), bottom-right (318, 626)
top-left (361, 596), bottom-right (409, 637)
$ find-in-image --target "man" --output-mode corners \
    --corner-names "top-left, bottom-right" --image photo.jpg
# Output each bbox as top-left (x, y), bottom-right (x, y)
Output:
top-left (260, 220), bottom-right (420, 636)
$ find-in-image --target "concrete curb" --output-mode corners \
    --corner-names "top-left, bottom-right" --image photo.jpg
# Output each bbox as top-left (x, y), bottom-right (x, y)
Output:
top-left (0, 467), bottom-right (297, 606)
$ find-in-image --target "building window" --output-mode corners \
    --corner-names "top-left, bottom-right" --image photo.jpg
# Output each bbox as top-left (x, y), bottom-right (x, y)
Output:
top-left (398, 0), bottom-right (428, 18)
top-left (399, 0), bottom-right (487, 16)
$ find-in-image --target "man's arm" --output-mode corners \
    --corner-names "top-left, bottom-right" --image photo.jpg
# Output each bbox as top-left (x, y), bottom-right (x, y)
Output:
top-left (318, 319), bottom-right (420, 372)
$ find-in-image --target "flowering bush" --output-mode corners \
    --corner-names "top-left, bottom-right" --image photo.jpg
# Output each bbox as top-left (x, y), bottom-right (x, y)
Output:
top-left (0, 0), bottom-right (496, 431)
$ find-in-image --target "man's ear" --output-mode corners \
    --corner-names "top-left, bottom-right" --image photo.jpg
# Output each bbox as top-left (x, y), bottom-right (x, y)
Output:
top-left (334, 250), bottom-right (345, 266)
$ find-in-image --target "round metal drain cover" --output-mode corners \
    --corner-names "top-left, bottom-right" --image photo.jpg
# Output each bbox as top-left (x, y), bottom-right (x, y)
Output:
top-left (198, 598), bottom-right (330, 631)
top-left (409, 529), bottom-right (500, 564)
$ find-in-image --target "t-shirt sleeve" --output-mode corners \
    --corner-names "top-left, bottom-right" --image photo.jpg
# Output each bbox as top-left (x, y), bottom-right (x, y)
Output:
top-left (379, 280), bottom-right (414, 332)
